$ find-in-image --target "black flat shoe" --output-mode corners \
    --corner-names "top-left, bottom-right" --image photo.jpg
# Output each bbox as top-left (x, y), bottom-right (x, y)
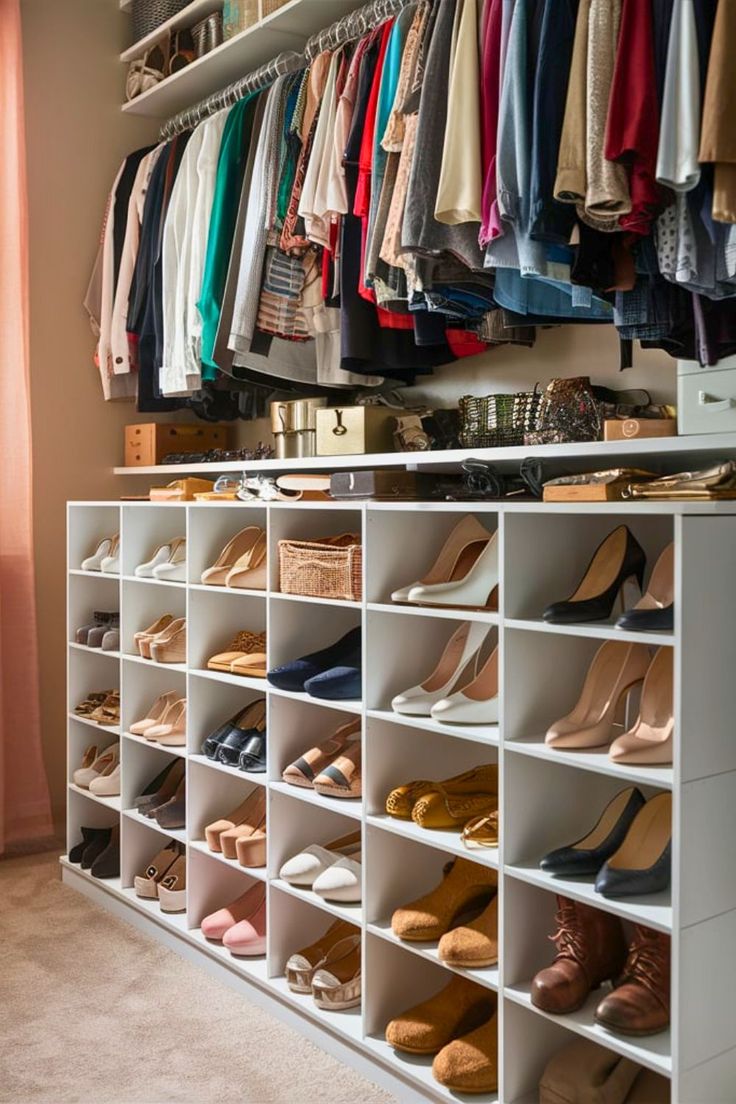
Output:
top-left (543, 526), bottom-right (646, 624)
top-left (595, 793), bottom-right (672, 898)
top-left (238, 732), bottom-right (267, 772)
top-left (267, 626), bottom-right (361, 693)
top-left (80, 827), bottom-right (112, 869)
top-left (540, 787), bottom-right (645, 877)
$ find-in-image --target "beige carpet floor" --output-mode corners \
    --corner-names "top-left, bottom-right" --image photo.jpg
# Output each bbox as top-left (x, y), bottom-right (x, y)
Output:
top-left (0, 851), bottom-right (395, 1104)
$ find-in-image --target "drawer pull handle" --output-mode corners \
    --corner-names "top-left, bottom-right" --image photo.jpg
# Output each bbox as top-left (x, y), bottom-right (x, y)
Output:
top-left (698, 391), bottom-right (735, 413)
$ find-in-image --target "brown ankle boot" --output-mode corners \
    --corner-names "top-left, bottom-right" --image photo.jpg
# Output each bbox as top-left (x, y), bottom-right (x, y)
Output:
top-left (595, 925), bottom-right (670, 1036)
top-left (531, 896), bottom-right (627, 1014)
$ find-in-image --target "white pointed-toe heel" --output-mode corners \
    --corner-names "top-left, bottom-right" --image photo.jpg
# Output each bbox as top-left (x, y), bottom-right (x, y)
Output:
top-left (82, 535), bottom-right (117, 572)
top-left (152, 537), bottom-right (187, 581)
top-left (391, 622), bottom-right (491, 716)
top-left (100, 534), bottom-right (121, 574)
top-left (134, 542), bottom-right (173, 578)
top-left (431, 644), bottom-right (500, 725)
top-left (391, 516), bottom-right (498, 608)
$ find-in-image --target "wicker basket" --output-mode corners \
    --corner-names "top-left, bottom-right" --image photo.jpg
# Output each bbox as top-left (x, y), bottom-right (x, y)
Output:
top-left (459, 390), bottom-right (541, 449)
top-left (132, 0), bottom-right (190, 41)
top-left (279, 533), bottom-right (362, 601)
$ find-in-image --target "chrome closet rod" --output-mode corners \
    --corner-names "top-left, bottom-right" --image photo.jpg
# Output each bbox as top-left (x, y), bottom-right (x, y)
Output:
top-left (159, 49), bottom-right (304, 139)
top-left (159, 0), bottom-right (415, 139)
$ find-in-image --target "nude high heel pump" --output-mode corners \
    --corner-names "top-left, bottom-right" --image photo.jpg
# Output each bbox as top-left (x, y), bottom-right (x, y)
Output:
top-left (616, 542), bottom-right (674, 633)
top-left (392, 622), bottom-right (491, 716)
top-left (201, 527), bottom-right (265, 587)
top-left (545, 641), bottom-right (652, 749)
top-left (394, 517), bottom-right (499, 610)
top-left (145, 699), bottom-right (186, 746)
top-left (430, 644), bottom-right (499, 724)
top-left (543, 526), bottom-right (646, 624)
top-left (609, 647), bottom-right (673, 765)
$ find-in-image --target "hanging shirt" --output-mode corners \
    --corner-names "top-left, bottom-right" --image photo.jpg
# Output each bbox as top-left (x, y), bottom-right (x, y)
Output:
top-left (435, 0), bottom-right (483, 225)
top-left (198, 92), bottom-right (259, 377)
top-left (605, 0), bottom-right (661, 235)
top-left (161, 110), bottom-right (227, 397)
top-left (656, 0), bottom-right (701, 193)
top-left (699, 0), bottom-right (736, 223)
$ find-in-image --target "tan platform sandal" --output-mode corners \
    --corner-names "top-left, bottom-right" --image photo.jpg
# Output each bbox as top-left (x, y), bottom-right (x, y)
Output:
top-left (149, 618), bottom-right (186, 664)
top-left (311, 935), bottom-right (362, 1010)
top-left (134, 613), bottom-right (174, 658)
top-left (205, 788), bottom-right (266, 854)
top-left (282, 718), bottom-right (361, 789)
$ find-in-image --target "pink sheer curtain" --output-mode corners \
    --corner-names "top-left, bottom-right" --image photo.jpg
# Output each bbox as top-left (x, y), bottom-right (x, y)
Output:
top-left (0, 0), bottom-right (53, 852)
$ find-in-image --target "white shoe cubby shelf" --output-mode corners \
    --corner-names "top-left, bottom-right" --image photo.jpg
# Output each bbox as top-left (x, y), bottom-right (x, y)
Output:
top-left (65, 498), bottom-right (736, 1104)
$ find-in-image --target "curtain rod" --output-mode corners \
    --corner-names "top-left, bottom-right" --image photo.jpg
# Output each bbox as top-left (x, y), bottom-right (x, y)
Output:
top-left (159, 0), bottom-right (414, 139)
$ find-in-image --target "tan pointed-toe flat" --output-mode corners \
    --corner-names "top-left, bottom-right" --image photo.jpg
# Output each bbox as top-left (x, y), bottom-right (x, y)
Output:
top-left (207, 630), bottom-right (266, 672)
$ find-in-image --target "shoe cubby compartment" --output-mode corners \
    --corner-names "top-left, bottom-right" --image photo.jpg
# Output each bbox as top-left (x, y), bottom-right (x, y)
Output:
top-left (67, 573), bottom-right (120, 646)
top-left (269, 785), bottom-right (362, 924)
top-left (502, 879), bottom-right (672, 1076)
top-left (504, 753), bottom-right (671, 932)
top-left (188, 671), bottom-right (266, 768)
top-left (120, 657), bottom-right (185, 742)
top-left (187, 758), bottom-right (265, 877)
top-left (68, 503), bottom-right (121, 574)
top-left (67, 783), bottom-right (119, 851)
top-left (503, 513), bottom-right (673, 630)
top-left (121, 738), bottom-right (185, 840)
top-left (363, 930), bottom-right (496, 1104)
top-left (364, 505), bottom-right (499, 610)
top-left (364, 828), bottom-right (499, 994)
top-left (365, 714), bottom-right (498, 866)
top-left (501, 998), bottom-right (668, 1104)
top-left (68, 650), bottom-right (120, 729)
top-left (120, 503), bottom-right (186, 582)
top-left (267, 885), bottom-right (363, 1038)
top-left (187, 502), bottom-right (267, 589)
top-left (268, 504), bottom-right (363, 598)
top-left (365, 608), bottom-right (496, 715)
top-left (187, 586), bottom-right (266, 679)
top-left (267, 693), bottom-right (361, 808)
top-left (267, 595), bottom-right (361, 671)
top-left (68, 716), bottom-right (119, 783)
top-left (120, 579), bottom-right (186, 665)
top-left (119, 816), bottom-right (189, 933)
top-left (503, 628), bottom-right (673, 790)
top-left (187, 845), bottom-right (265, 962)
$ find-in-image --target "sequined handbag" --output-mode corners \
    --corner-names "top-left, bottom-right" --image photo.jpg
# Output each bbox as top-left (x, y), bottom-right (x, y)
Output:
top-left (525, 377), bottom-right (602, 445)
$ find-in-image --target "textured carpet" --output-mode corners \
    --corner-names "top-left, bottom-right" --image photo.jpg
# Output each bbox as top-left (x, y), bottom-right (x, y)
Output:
top-left (0, 852), bottom-right (395, 1104)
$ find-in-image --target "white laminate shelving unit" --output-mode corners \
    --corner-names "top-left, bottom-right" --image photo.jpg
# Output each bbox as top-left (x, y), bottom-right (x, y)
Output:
top-left (119, 0), bottom-right (365, 119)
top-left (65, 493), bottom-right (736, 1103)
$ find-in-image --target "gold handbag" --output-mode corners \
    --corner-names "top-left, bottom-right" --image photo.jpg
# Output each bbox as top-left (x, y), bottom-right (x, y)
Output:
top-left (627, 461), bottom-right (736, 499)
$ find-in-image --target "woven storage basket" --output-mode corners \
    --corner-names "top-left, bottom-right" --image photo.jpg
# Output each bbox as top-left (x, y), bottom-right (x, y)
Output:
top-left (132, 0), bottom-right (190, 41)
top-left (261, 0), bottom-right (289, 14)
top-left (279, 533), bottom-right (362, 601)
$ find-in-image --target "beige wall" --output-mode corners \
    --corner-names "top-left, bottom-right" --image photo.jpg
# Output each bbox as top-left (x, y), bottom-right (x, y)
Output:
top-left (22, 0), bottom-right (156, 827)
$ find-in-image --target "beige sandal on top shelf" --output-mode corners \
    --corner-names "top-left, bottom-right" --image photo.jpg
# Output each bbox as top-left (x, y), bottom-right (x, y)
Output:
top-left (125, 40), bottom-right (169, 103)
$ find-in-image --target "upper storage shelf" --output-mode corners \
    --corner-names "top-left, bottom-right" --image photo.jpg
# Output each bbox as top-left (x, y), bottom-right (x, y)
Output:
top-left (120, 0), bottom-right (362, 118)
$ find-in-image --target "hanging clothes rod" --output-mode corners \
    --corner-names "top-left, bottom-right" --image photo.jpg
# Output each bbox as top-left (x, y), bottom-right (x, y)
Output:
top-left (159, 0), bottom-right (413, 140)
top-left (159, 49), bottom-right (304, 139)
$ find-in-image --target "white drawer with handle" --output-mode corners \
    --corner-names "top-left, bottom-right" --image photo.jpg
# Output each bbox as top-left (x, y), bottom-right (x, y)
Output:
top-left (678, 362), bottom-right (736, 435)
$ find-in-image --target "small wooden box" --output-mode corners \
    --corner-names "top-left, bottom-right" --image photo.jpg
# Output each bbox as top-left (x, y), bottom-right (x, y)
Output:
top-left (543, 483), bottom-right (630, 502)
top-left (315, 407), bottom-right (395, 457)
top-left (124, 423), bottom-right (230, 466)
top-left (603, 418), bottom-right (677, 441)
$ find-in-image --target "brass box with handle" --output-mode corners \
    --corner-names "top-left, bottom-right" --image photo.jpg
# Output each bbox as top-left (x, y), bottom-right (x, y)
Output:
top-left (315, 406), bottom-right (396, 457)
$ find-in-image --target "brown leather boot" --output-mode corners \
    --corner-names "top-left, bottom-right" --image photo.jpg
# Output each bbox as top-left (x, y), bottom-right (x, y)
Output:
top-left (531, 896), bottom-right (628, 1014)
top-left (595, 925), bottom-right (670, 1036)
